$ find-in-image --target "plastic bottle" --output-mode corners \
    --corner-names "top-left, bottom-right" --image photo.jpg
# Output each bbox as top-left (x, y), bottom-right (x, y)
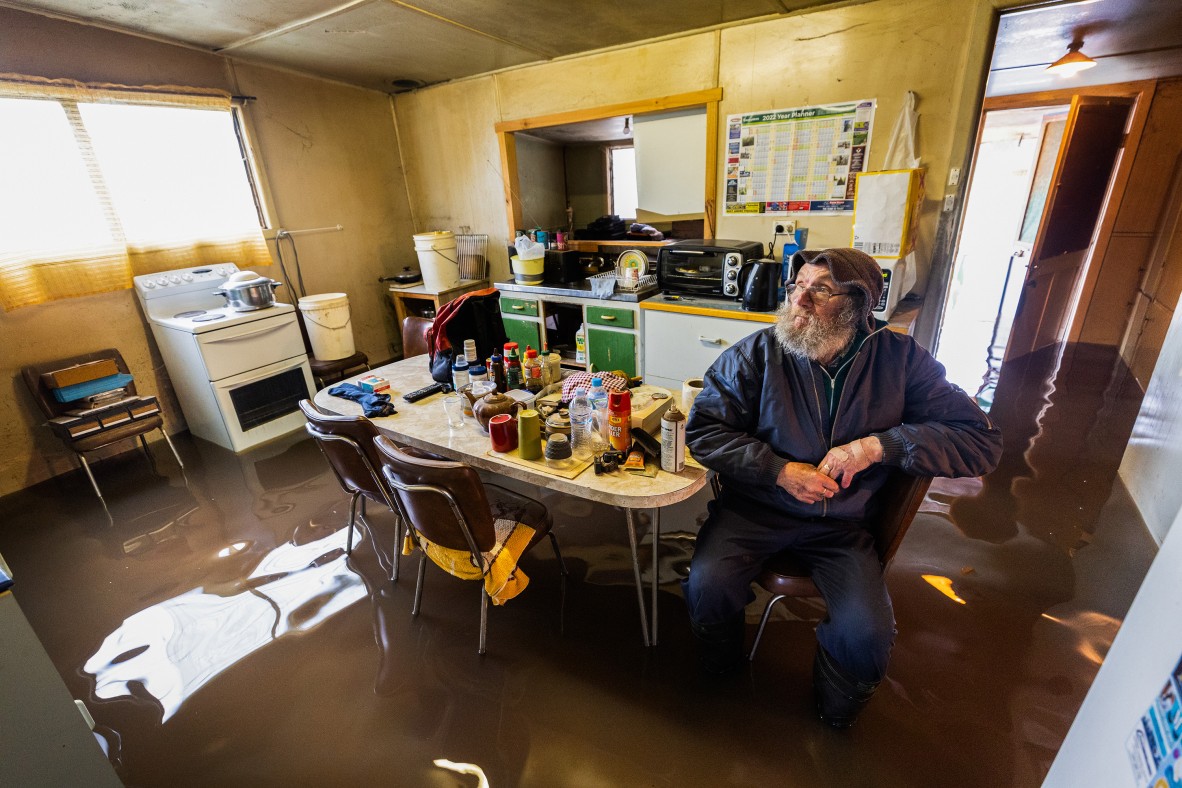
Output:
top-left (469, 364), bottom-right (488, 383)
top-left (607, 389), bottom-right (632, 452)
top-left (569, 387), bottom-right (595, 459)
top-left (463, 338), bottom-right (478, 364)
top-left (660, 404), bottom-right (687, 472)
top-left (588, 376), bottom-right (610, 441)
top-left (504, 343), bottom-right (523, 390)
top-left (523, 346), bottom-right (543, 393)
top-left (574, 324), bottom-right (586, 364)
top-left (451, 357), bottom-right (470, 391)
top-left (544, 351), bottom-right (562, 387)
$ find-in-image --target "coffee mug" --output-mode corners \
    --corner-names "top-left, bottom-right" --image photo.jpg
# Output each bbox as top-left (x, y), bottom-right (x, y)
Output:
top-left (489, 413), bottom-right (518, 452)
top-left (518, 409), bottom-right (542, 460)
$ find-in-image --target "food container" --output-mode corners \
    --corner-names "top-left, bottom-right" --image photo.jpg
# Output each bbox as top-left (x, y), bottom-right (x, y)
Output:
top-left (214, 271), bottom-right (283, 311)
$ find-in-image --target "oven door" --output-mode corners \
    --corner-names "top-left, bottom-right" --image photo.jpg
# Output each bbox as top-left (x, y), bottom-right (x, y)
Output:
top-left (197, 314), bottom-right (306, 381)
top-left (659, 252), bottom-right (725, 295)
top-left (210, 357), bottom-right (314, 452)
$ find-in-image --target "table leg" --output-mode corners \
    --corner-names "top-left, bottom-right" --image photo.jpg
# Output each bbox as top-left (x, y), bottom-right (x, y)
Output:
top-left (624, 508), bottom-right (651, 648)
top-left (651, 507), bottom-right (661, 646)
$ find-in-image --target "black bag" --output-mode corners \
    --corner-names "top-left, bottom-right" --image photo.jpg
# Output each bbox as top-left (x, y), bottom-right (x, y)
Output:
top-left (427, 288), bottom-right (509, 384)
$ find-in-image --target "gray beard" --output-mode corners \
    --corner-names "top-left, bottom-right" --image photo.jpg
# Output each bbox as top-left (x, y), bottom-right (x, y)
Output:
top-left (774, 300), bottom-right (859, 363)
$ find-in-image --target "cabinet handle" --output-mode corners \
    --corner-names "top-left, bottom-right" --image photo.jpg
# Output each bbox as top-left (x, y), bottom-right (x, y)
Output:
top-left (511, 304), bottom-right (525, 310)
top-left (698, 336), bottom-right (724, 345)
top-left (600, 314), bottom-right (617, 321)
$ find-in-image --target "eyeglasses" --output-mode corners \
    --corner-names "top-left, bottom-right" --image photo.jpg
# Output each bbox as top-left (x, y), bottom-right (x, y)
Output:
top-left (785, 283), bottom-right (851, 304)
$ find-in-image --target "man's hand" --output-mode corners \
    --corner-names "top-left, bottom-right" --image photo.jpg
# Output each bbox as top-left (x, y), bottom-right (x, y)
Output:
top-left (777, 462), bottom-right (840, 504)
top-left (818, 436), bottom-right (883, 489)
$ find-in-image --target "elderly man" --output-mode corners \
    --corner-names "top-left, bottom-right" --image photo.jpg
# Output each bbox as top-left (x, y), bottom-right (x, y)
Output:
top-left (684, 248), bottom-right (1001, 727)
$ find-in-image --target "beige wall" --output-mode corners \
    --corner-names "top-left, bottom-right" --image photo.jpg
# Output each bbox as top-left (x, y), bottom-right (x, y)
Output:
top-left (565, 144), bottom-right (610, 231)
top-left (396, 0), bottom-right (994, 290)
top-left (514, 135), bottom-right (568, 232)
top-left (0, 8), bottom-right (414, 496)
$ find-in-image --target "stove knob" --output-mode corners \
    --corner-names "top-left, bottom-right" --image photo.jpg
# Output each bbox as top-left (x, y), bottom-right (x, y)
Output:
top-left (169, 275), bottom-right (181, 284)
top-left (156, 277), bottom-right (169, 286)
top-left (181, 273), bottom-right (193, 282)
top-left (142, 280), bottom-right (156, 289)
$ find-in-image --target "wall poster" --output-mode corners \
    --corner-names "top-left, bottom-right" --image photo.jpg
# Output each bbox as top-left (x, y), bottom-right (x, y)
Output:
top-left (1127, 650), bottom-right (1182, 787)
top-left (724, 99), bottom-right (875, 215)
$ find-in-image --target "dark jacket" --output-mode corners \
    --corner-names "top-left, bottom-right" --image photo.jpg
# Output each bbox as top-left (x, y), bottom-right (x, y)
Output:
top-left (686, 322), bottom-right (1002, 520)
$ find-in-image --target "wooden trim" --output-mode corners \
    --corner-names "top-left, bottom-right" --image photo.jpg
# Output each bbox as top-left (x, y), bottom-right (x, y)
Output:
top-left (497, 130), bottom-right (523, 240)
top-left (704, 100), bottom-right (719, 241)
top-left (982, 80), bottom-right (1156, 111)
top-left (494, 89), bottom-right (723, 133)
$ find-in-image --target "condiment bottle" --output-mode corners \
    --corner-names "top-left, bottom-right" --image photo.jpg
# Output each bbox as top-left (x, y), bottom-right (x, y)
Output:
top-left (463, 338), bottom-right (478, 364)
top-left (504, 343), bottom-right (523, 390)
top-left (488, 353), bottom-right (506, 392)
top-left (607, 389), bottom-right (632, 452)
top-left (451, 357), bottom-right (470, 391)
top-left (660, 404), bottom-right (686, 472)
top-left (544, 352), bottom-right (562, 387)
top-left (523, 346), bottom-right (543, 393)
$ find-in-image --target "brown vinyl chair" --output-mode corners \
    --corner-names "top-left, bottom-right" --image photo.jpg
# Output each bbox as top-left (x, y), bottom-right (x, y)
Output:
top-left (747, 470), bottom-right (932, 660)
top-left (21, 348), bottom-right (183, 503)
top-left (373, 435), bottom-right (567, 655)
top-left (401, 315), bottom-right (433, 359)
top-left (299, 400), bottom-right (407, 580)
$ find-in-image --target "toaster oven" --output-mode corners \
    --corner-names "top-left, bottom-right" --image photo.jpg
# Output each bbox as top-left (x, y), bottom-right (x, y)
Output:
top-left (657, 239), bottom-right (765, 297)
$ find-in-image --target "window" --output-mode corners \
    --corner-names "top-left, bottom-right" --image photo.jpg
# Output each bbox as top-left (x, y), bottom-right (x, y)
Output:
top-left (609, 145), bottom-right (638, 220)
top-left (0, 78), bottom-right (270, 310)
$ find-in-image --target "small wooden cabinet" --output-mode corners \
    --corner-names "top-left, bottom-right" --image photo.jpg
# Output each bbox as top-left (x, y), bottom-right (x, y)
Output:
top-left (642, 307), bottom-right (769, 391)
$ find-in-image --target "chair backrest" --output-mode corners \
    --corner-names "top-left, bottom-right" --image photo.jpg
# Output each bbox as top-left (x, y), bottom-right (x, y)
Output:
top-left (401, 316), bottom-right (433, 359)
top-left (21, 348), bottom-right (138, 420)
top-left (373, 435), bottom-right (497, 554)
top-left (867, 470), bottom-right (932, 567)
top-left (299, 399), bottom-right (393, 507)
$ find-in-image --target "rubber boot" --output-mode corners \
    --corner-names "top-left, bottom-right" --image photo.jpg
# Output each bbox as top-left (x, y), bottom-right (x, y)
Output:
top-left (813, 645), bottom-right (879, 728)
top-left (689, 615), bottom-right (746, 676)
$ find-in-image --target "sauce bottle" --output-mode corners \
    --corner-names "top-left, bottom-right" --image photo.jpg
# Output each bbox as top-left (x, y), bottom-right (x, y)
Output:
top-left (504, 342), bottom-right (523, 390)
top-left (488, 353), bottom-right (506, 393)
top-left (523, 346), bottom-right (543, 393)
top-left (607, 389), bottom-right (631, 452)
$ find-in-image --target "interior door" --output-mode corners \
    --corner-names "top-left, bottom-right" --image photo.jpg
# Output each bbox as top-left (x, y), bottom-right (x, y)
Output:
top-left (1005, 96), bottom-right (1133, 361)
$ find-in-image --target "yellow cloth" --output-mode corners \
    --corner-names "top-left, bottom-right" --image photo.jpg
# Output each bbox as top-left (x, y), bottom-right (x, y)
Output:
top-left (401, 518), bottom-right (536, 605)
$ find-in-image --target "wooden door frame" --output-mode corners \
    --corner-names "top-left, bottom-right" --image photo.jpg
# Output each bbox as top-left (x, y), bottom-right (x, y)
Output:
top-left (981, 80), bottom-right (1157, 344)
top-left (494, 88), bottom-right (724, 240)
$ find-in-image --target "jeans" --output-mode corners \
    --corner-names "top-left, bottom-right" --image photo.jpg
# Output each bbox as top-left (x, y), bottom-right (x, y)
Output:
top-left (683, 494), bottom-right (896, 682)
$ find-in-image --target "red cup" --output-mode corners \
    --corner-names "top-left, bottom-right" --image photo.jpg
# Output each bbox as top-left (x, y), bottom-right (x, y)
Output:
top-left (489, 413), bottom-right (518, 452)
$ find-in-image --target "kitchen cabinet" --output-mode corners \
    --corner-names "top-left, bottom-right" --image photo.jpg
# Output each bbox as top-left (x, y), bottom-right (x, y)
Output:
top-left (641, 303), bottom-right (771, 391)
top-left (587, 327), bottom-right (637, 377)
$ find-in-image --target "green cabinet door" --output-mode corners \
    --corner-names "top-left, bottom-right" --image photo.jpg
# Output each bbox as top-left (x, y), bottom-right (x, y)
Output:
top-left (502, 317), bottom-right (541, 355)
top-left (587, 327), bottom-right (637, 378)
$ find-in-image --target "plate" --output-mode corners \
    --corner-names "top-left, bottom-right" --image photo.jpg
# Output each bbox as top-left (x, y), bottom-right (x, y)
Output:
top-left (616, 250), bottom-right (648, 276)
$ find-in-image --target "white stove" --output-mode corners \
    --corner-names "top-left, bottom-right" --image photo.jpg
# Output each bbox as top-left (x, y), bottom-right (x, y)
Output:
top-left (135, 264), bottom-right (314, 453)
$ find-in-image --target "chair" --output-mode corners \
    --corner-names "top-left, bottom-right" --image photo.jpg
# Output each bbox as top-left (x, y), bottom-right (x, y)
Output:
top-left (21, 348), bottom-right (184, 503)
top-left (401, 315), bottom-right (433, 359)
top-left (298, 400), bottom-right (406, 580)
top-left (309, 351), bottom-right (370, 389)
top-left (747, 471), bottom-right (932, 660)
top-left (373, 435), bottom-right (567, 655)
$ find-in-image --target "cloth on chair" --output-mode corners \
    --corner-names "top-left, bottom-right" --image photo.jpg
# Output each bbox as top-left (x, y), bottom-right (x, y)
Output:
top-left (402, 518), bottom-right (537, 605)
top-left (328, 383), bottom-right (396, 417)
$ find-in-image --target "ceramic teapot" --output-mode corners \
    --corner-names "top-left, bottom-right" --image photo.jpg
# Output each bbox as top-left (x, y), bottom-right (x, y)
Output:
top-left (472, 389), bottom-right (522, 433)
top-left (459, 381), bottom-right (497, 417)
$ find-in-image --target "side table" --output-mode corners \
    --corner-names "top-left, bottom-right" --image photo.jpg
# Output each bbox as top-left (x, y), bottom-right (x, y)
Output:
top-left (387, 280), bottom-right (489, 326)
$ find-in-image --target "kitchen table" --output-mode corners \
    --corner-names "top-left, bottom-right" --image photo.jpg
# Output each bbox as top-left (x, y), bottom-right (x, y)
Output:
top-left (313, 356), bottom-right (709, 646)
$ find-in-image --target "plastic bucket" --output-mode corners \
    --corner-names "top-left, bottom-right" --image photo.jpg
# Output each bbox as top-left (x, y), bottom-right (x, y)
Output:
top-left (298, 293), bottom-right (355, 360)
top-left (413, 231), bottom-right (461, 293)
top-left (511, 255), bottom-right (544, 285)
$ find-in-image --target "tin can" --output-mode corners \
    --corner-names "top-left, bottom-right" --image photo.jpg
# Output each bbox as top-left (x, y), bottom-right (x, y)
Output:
top-left (536, 230), bottom-right (549, 248)
top-left (660, 404), bottom-right (686, 472)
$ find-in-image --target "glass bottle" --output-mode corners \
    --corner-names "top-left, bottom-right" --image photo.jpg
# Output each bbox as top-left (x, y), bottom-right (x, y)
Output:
top-left (523, 346), bottom-right (543, 393)
top-left (504, 343), bottom-right (523, 390)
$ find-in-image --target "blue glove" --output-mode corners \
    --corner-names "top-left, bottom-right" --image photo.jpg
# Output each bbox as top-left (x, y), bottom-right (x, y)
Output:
top-left (328, 383), bottom-right (397, 418)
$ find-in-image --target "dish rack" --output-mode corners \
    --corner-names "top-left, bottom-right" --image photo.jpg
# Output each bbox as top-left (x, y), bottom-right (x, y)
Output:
top-left (589, 270), bottom-right (657, 293)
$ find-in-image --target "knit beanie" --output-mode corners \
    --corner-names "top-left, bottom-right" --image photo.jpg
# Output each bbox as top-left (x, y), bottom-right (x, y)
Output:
top-left (790, 248), bottom-right (884, 331)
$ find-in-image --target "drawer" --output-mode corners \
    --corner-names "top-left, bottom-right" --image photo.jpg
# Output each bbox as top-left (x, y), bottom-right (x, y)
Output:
top-left (643, 310), bottom-right (764, 382)
top-left (586, 305), bottom-right (635, 329)
top-left (500, 297), bottom-right (539, 317)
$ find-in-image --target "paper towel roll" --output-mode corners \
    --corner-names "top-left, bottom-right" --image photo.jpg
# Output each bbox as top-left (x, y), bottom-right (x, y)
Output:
top-left (682, 378), bottom-right (704, 411)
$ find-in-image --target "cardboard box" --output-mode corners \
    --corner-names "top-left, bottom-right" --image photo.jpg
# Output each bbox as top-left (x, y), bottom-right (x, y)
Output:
top-left (129, 397), bottom-right (161, 419)
top-left (851, 168), bottom-right (925, 260)
top-left (630, 385), bottom-right (674, 435)
top-left (41, 358), bottom-right (119, 389)
top-left (48, 415), bottom-right (102, 439)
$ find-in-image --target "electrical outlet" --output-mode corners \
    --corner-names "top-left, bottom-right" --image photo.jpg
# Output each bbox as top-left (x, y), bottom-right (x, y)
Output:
top-left (771, 220), bottom-right (797, 237)
top-left (948, 167), bottom-right (961, 187)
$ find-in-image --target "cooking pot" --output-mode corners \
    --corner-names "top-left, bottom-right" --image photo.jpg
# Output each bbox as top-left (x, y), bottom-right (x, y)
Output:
top-left (392, 267), bottom-right (422, 285)
top-left (214, 271), bottom-right (283, 311)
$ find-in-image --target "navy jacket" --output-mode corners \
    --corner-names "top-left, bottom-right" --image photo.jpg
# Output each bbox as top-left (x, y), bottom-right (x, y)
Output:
top-left (686, 322), bottom-right (1002, 520)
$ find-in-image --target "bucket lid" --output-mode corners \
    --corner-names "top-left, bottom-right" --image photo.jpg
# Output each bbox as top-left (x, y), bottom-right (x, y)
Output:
top-left (298, 292), bottom-right (349, 308)
top-left (413, 230), bottom-right (454, 241)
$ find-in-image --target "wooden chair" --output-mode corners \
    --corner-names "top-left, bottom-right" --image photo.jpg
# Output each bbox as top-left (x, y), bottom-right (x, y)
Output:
top-left (401, 315), bottom-right (433, 359)
top-left (747, 470), bottom-right (932, 660)
top-left (21, 348), bottom-right (183, 503)
top-left (373, 435), bottom-right (567, 655)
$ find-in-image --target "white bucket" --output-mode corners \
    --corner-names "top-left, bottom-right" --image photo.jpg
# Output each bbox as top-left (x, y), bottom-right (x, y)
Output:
top-left (298, 293), bottom-right (355, 360)
top-left (413, 231), bottom-right (461, 293)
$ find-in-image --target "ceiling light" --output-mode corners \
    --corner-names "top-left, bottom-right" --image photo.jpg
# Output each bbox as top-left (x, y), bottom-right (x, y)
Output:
top-left (623, 117), bottom-right (631, 135)
top-left (1046, 43), bottom-right (1097, 77)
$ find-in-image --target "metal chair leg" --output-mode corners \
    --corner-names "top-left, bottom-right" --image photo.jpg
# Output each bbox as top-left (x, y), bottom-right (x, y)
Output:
top-left (411, 552), bottom-right (427, 616)
top-left (748, 594), bottom-right (787, 661)
top-left (478, 587), bottom-right (489, 655)
top-left (76, 453), bottom-right (104, 502)
top-left (346, 491), bottom-right (361, 555)
top-left (548, 532), bottom-right (567, 636)
top-left (158, 427), bottom-right (184, 468)
top-left (390, 517), bottom-right (403, 584)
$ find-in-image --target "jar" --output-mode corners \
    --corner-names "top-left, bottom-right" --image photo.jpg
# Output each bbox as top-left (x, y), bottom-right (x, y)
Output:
top-left (469, 364), bottom-right (488, 383)
top-left (451, 357), bottom-right (470, 391)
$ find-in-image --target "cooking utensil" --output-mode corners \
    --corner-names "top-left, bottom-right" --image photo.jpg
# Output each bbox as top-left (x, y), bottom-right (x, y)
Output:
top-left (214, 271), bottom-right (283, 311)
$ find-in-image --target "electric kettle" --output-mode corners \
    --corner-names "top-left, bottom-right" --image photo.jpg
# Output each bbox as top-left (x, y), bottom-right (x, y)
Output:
top-left (739, 259), bottom-right (782, 312)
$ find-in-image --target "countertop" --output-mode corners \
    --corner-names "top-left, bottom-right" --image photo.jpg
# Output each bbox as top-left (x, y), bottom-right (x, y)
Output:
top-left (640, 293), bottom-right (778, 323)
top-left (495, 278), bottom-right (658, 303)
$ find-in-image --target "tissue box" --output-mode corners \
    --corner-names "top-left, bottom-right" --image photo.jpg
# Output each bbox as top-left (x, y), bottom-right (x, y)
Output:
top-left (358, 375), bottom-right (390, 394)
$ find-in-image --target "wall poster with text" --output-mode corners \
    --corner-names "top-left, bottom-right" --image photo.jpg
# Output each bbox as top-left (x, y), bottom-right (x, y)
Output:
top-left (724, 99), bottom-right (875, 215)
top-left (1127, 651), bottom-right (1182, 787)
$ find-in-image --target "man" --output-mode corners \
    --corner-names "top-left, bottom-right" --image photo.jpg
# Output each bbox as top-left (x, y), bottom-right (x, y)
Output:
top-left (684, 248), bottom-right (1001, 727)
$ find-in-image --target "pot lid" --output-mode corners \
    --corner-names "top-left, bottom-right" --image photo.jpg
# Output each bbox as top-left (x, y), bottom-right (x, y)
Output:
top-left (221, 271), bottom-right (272, 290)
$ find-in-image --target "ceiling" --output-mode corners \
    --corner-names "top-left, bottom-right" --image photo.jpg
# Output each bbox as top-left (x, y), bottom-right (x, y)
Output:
top-left (3, 0), bottom-right (1179, 98)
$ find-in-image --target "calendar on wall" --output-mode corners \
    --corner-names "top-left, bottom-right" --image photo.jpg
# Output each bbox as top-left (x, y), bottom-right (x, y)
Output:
top-left (724, 99), bottom-right (876, 215)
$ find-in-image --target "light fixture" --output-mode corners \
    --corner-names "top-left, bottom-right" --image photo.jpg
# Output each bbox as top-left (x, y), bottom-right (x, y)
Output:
top-left (623, 117), bottom-right (631, 135)
top-left (1046, 42), bottom-right (1098, 76)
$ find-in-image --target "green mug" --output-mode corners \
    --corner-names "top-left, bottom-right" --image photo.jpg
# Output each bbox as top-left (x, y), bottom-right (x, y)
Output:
top-left (518, 409), bottom-right (543, 460)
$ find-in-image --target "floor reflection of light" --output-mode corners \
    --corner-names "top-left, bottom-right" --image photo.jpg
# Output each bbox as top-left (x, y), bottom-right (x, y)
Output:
top-left (434, 759), bottom-right (490, 788)
top-left (217, 541), bottom-right (249, 558)
top-left (921, 574), bottom-right (967, 605)
top-left (85, 528), bottom-right (364, 722)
